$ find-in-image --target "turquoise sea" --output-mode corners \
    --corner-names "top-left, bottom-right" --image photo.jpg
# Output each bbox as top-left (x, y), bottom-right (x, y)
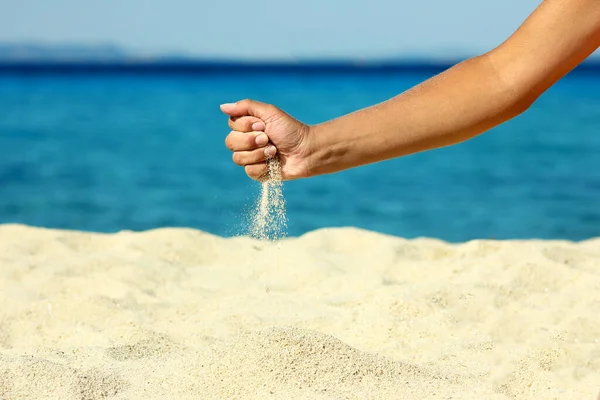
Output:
top-left (1, 66), bottom-right (599, 241)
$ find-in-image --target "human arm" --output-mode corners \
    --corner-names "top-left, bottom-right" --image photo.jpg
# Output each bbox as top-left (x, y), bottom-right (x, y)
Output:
top-left (222, 0), bottom-right (600, 180)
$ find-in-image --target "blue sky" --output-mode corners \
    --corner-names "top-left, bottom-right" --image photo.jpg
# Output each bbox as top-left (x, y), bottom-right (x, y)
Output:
top-left (0, 0), bottom-right (559, 60)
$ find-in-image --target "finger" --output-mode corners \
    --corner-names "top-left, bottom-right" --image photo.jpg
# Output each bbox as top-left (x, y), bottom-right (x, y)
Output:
top-left (245, 163), bottom-right (269, 181)
top-left (220, 99), bottom-right (275, 119)
top-left (228, 116), bottom-right (265, 132)
top-left (225, 131), bottom-right (269, 151)
top-left (232, 146), bottom-right (277, 166)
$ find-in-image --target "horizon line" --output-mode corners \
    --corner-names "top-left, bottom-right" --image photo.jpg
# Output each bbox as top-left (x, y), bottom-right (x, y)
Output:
top-left (1, 59), bottom-right (600, 75)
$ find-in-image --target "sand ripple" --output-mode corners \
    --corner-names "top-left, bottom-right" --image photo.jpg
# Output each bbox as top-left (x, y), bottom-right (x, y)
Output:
top-left (0, 224), bottom-right (598, 399)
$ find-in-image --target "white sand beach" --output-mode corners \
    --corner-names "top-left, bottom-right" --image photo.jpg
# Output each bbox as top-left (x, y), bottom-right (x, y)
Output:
top-left (0, 224), bottom-right (599, 399)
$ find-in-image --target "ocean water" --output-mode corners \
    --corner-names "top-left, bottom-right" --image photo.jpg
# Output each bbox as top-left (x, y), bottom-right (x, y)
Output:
top-left (1, 69), bottom-right (599, 242)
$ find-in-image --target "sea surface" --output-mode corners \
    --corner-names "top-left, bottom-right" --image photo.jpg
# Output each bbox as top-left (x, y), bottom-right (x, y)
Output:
top-left (1, 67), bottom-right (599, 242)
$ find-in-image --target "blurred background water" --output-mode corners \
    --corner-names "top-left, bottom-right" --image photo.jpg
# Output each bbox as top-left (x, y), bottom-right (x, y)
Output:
top-left (1, 69), bottom-right (599, 242)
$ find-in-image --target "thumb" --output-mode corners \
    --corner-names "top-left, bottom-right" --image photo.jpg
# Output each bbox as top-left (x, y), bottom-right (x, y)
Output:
top-left (220, 99), bottom-right (274, 119)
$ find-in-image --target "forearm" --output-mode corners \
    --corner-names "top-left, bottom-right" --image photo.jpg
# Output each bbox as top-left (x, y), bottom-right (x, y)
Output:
top-left (222, 0), bottom-right (600, 181)
top-left (305, 53), bottom-right (526, 177)
top-left (304, 0), bottom-right (600, 178)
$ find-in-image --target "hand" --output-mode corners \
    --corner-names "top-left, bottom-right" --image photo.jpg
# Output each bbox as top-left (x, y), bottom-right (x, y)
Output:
top-left (221, 99), bottom-right (312, 181)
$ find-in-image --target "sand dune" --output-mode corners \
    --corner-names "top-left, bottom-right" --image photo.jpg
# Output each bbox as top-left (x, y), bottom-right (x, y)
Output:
top-left (0, 224), bottom-right (599, 399)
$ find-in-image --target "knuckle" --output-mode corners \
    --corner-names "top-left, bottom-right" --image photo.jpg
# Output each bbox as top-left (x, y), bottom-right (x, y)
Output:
top-left (245, 167), bottom-right (258, 179)
top-left (232, 152), bottom-right (243, 165)
top-left (245, 164), bottom-right (267, 180)
top-left (224, 133), bottom-right (235, 150)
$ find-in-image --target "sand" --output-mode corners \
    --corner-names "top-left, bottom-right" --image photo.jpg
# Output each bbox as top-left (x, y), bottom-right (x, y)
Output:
top-left (0, 224), bottom-right (599, 399)
top-left (249, 158), bottom-right (287, 241)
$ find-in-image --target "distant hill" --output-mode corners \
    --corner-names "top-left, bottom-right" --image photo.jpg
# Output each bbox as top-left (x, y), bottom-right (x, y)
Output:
top-left (0, 42), bottom-right (597, 71)
top-left (0, 43), bottom-right (133, 62)
top-left (0, 43), bottom-right (468, 65)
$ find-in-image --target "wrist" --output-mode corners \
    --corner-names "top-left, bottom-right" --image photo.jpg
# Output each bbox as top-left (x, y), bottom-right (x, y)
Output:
top-left (302, 122), bottom-right (343, 179)
top-left (299, 123), bottom-right (319, 179)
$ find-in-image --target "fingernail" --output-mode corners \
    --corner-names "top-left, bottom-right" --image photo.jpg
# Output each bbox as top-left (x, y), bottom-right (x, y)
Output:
top-left (264, 146), bottom-right (277, 157)
top-left (252, 122), bottom-right (265, 131)
top-left (255, 134), bottom-right (268, 146)
top-left (220, 103), bottom-right (235, 108)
